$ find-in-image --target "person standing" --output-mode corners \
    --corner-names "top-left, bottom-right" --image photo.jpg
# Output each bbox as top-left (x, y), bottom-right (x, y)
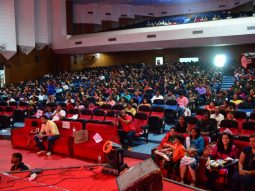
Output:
top-left (47, 80), bottom-right (56, 103)
top-left (34, 115), bottom-right (60, 156)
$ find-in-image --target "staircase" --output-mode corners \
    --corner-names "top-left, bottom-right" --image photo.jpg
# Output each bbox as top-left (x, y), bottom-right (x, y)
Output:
top-left (221, 76), bottom-right (235, 90)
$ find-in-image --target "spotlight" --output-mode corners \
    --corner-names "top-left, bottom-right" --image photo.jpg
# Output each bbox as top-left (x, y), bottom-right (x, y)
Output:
top-left (214, 54), bottom-right (226, 67)
top-left (102, 141), bottom-right (128, 176)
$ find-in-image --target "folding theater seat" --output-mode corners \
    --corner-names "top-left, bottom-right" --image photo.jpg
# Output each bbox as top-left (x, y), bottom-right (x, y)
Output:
top-left (164, 109), bottom-right (177, 124)
top-left (79, 109), bottom-right (92, 120)
top-left (104, 110), bottom-right (118, 125)
top-left (220, 119), bottom-right (239, 135)
top-left (92, 109), bottom-right (105, 121)
top-left (9, 101), bottom-right (18, 110)
top-left (249, 112), bottom-right (255, 122)
top-left (150, 106), bottom-right (165, 119)
top-left (241, 121), bottom-right (255, 136)
top-left (18, 101), bottom-right (29, 111)
top-left (234, 111), bottom-right (247, 131)
top-left (152, 99), bottom-right (165, 108)
top-left (3, 106), bottom-right (14, 117)
top-left (233, 137), bottom-right (250, 154)
top-left (0, 101), bottom-right (8, 110)
top-left (195, 109), bottom-right (209, 120)
top-left (73, 123), bottom-right (120, 162)
top-left (237, 102), bottom-right (254, 117)
top-left (0, 107), bottom-right (3, 115)
top-left (137, 105), bottom-right (151, 116)
top-left (11, 118), bottom-right (42, 149)
top-left (66, 108), bottom-right (80, 119)
top-left (112, 104), bottom-right (124, 114)
top-left (100, 104), bottom-right (112, 113)
top-left (148, 116), bottom-right (164, 134)
top-left (164, 100), bottom-right (178, 111)
top-left (50, 121), bottom-right (83, 156)
top-left (133, 112), bottom-right (149, 142)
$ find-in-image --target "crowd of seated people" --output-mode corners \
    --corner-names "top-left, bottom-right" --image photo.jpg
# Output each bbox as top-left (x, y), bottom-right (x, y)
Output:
top-left (1, 60), bottom-right (255, 189)
top-left (136, 9), bottom-right (253, 28)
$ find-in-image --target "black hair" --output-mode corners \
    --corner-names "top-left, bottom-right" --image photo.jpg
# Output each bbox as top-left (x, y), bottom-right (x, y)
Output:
top-left (217, 132), bottom-right (233, 154)
top-left (175, 134), bottom-right (184, 145)
top-left (249, 134), bottom-right (255, 139)
top-left (12, 153), bottom-right (23, 162)
top-left (190, 127), bottom-right (200, 139)
top-left (41, 115), bottom-right (49, 120)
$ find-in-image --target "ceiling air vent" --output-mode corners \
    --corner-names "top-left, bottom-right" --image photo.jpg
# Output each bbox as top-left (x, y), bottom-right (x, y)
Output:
top-left (106, 13), bottom-right (111, 16)
top-left (234, 2), bottom-right (240, 6)
top-left (219, 4), bottom-right (226, 8)
top-left (108, 38), bottom-right (116, 41)
top-left (148, 13), bottom-right (154, 16)
top-left (147, 34), bottom-right (156, 38)
top-left (247, 26), bottom-right (255, 30)
top-left (75, 41), bottom-right (82, 45)
top-left (161, 11), bottom-right (167, 14)
top-left (192, 30), bottom-right (203, 34)
top-left (87, 11), bottom-right (93, 14)
top-left (121, 14), bottom-right (127, 17)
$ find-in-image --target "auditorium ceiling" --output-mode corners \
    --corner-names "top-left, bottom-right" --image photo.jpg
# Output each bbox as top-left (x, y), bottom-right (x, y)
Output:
top-left (73, 0), bottom-right (210, 5)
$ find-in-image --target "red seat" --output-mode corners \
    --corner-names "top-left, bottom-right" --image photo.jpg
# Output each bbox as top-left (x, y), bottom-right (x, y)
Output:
top-left (66, 109), bottom-right (80, 119)
top-left (11, 118), bottom-right (42, 149)
top-left (79, 109), bottom-right (92, 120)
top-left (92, 110), bottom-right (105, 121)
top-left (241, 121), bottom-right (255, 136)
top-left (3, 107), bottom-right (14, 117)
top-left (100, 104), bottom-right (112, 113)
top-left (133, 112), bottom-right (149, 142)
top-left (73, 123), bottom-right (119, 162)
top-left (220, 120), bottom-right (239, 135)
top-left (195, 109), bottom-right (209, 120)
top-left (138, 105), bottom-right (151, 116)
top-left (9, 102), bottom-right (18, 110)
top-left (150, 106), bottom-right (165, 119)
top-left (234, 111), bottom-right (247, 131)
top-left (104, 110), bottom-right (118, 125)
top-left (51, 121), bottom-right (82, 156)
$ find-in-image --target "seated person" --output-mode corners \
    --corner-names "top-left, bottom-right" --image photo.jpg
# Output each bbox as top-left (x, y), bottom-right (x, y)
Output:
top-left (205, 132), bottom-right (238, 190)
top-left (231, 135), bottom-right (255, 191)
top-left (210, 106), bottom-right (224, 129)
top-left (96, 97), bottom-right (105, 106)
top-left (119, 97), bottom-right (127, 108)
top-left (138, 98), bottom-right (151, 109)
top-left (199, 112), bottom-right (218, 141)
top-left (74, 100), bottom-right (85, 110)
top-left (118, 110), bottom-right (136, 148)
top-left (164, 135), bottom-right (185, 179)
top-left (51, 104), bottom-right (66, 121)
top-left (34, 115), bottom-right (60, 156)
top-left (10, 153), bottom-right (29, 171)
top-left (225, 110), bottom-right (236, 121)
top-left (44, 105), bottom-right (53, 119)
top-left (180, 127), bottom-right (204, 186)
top-left (164, 90), bottom-right (176, 102)
top-left (230, 94), bottom-right (243, 107)
top-left (125, 103), bottom-right (136, 117)
top-left (176, 92), bottom-right (189, 117)
top-left (205, 100), bottom-right (216, 114)
top-left (175, 116), bottom-right (188, 134)
top-left (153, 128), bottom-right (176, 163)
top-left (151, 90), bottom-right (164, 103)
top-left (66, 100), bottom-right (74, 111)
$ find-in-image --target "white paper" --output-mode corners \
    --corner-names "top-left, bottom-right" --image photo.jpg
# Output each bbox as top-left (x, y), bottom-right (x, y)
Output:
top-left (62, 121), bottom-right (71, 129)
top-left (93, 133), bottom-right (103, 143)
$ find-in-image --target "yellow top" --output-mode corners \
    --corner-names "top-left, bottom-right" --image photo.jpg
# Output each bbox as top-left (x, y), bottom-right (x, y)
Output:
top-left (40, 120), bottom-right (60, 135)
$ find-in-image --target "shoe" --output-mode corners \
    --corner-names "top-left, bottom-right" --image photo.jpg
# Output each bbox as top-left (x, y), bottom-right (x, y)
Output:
top-left (180, 180), bottom-right (184, 184)
top-left (46, 152), bottom-right (51, 156)
top-left (36, 150), bottom-right (46, 155)
top-left (190, 182), bottom-right (196, 187)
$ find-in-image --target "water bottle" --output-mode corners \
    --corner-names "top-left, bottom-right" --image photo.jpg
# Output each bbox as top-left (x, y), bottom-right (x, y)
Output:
top-left (72, 127), bottom-right (76, 137)
top-left (98, 154), bottom-right (101, 164)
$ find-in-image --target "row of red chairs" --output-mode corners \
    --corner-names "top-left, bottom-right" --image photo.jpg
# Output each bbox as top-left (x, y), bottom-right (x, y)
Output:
top-left (11, 118), bottom-right (119, 162)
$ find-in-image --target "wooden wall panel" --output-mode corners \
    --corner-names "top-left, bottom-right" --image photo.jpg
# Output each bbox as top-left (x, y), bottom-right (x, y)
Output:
top-left (6, 46), bottom-right (55, 84)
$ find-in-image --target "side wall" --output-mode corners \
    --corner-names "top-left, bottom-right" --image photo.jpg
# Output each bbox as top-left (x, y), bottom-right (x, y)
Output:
top-left (69, 44), bottom-right (255, 70)
top-left (4, 46), bottom-right (56, 84)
